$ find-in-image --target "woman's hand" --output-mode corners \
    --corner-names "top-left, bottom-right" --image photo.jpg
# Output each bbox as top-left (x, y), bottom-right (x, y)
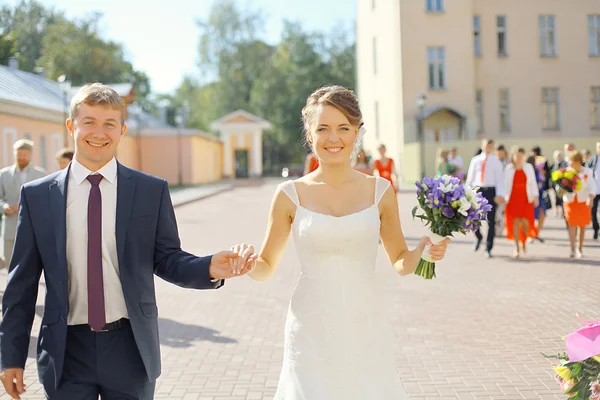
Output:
top-left (418, 236), bottom-right (451, 261)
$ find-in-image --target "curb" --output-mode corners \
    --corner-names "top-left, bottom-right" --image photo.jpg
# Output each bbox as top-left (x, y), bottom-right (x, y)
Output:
top-left (171, 185), bottom-right (234, 208)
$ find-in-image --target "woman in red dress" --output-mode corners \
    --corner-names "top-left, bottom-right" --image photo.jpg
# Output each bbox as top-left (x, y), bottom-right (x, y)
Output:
top-left (374, 144), bottom-right (397, 192)
top-left (504, 147), bottom-right (539, 258)
top-left (304, 152), bottom-right (319, 175)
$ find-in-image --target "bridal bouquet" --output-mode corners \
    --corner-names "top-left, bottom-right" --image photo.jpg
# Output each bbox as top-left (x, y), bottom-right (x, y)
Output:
top-left (552, 168), bottom-right (582, 194)
top-left (412, 175), bottom-right (492, 279)
top-left (543, 315), bottom-right (600, 399)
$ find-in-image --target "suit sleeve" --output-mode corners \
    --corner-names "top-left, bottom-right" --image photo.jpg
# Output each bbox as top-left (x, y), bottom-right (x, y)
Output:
top-left (153, 180), bottom-right (221, 290)
top-left (0, 187), bottom-right (43, 370)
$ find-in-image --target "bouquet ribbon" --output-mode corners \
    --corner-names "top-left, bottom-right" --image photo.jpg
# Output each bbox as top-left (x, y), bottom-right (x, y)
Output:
top-left (564, 313), bottom-right (600, 362)
top-left (421, 233), bottom-right (447, 263)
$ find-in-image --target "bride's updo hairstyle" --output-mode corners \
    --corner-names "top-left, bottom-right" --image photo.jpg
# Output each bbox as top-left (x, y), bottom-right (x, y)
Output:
top-left (301, 85), bottom-right (363, 147)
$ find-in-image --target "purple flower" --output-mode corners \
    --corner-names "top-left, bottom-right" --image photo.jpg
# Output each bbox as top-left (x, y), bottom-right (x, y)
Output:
top-left (461, 219), bottom-right (474, 230)
top-left (442, 205), bottom-right (455, 218)
top-left (427, 189), bottom-right (444, 208)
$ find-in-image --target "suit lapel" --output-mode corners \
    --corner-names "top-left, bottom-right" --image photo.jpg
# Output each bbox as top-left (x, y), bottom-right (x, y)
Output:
top-left (116, 162), bottom-right (135, 269)
top-left (49, 166), bottom-right (70, 305)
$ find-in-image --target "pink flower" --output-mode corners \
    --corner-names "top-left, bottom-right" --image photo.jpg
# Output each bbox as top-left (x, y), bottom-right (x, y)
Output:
top-left (592, 380), bottom-right (600, 396)
top-left (561, 379), bottom-right (575, 393)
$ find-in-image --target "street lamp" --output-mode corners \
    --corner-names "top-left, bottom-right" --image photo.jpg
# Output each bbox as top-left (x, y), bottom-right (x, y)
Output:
top-left (57, 74), bottom-right (71, 146)
top-left (416, 94), bottom-right (427, 179)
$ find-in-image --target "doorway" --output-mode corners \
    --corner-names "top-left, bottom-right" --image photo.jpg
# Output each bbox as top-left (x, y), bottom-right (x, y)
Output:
top-left (235, 149), bottom-right (249, 178)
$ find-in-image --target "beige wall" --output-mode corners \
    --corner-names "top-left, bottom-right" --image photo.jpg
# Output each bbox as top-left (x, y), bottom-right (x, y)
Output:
top-left (119, 135), bottom-right (223, 185)
top-left (357, 0), bottom-right (600, 181)
top-left (0, 113), bottom-right (71, 173)
top-left (403, 137), bottom-right (600, 183)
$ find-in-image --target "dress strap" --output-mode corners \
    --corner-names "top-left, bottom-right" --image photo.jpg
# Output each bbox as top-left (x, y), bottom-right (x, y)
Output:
top-left (278, 180), bottom-right (300, 206)
top-left (374, 177), bottom-right (391, 205)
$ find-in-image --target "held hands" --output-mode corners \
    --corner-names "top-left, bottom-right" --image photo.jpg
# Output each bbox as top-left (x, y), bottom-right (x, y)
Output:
top-left (417, 236), bottom-right (451, 261)
top-left (493, 196), bottom-right (504, 205)
top-left (2, 204), bottom-right (17, 215)
top-left (0, 368), bottom-right (26, 399)
top-left (533, 198), bottom-right (540, 208)
top-left (209, 249), bottom-right (258, 280)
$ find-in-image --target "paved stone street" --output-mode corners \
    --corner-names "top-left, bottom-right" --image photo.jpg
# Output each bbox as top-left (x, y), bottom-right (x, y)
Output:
top-left (1, 179), bottom-right (599, 399)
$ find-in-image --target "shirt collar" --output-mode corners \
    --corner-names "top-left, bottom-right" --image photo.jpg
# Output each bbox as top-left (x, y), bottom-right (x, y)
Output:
top-left (71, 157), bottom-right (117, 185)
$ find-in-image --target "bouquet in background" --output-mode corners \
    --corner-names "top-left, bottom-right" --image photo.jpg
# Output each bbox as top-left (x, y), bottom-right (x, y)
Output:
top-left (412, 175), bottom-right (492, 279)
top-left (543, 315), bottom-right (600, 399)
top-left (551, 168), bottom-right (582, 194)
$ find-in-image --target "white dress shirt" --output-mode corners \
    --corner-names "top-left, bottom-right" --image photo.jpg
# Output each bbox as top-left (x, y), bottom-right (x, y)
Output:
top-left (466, 153), bottom-right (505, 197)
top-left (66, 157), bottom-right (128, 325)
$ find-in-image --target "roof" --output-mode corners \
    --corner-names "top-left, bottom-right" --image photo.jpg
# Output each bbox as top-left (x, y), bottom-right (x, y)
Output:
top-left (0, 64), bottom-right (66, 112)
top-left (125, 105), bottom-right (171, 129)
top-left (210, 109), bottom-right (272, 130)
top-left (0, 63), bottom-right (135, 113)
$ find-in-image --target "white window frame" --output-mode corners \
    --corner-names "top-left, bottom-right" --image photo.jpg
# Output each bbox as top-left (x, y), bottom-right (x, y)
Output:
top-left (497, 16), bottom-right (508, 57)
top-left (39, 135), bottom-right (47, 170)
top-left (476, 89), bottom-right (484, 133)
top-left (426, 0), bottom-right (444, 13)
top-left (499, 89), bottom-right (510, 133)
top-left (539, 15), bottom-right (557, 57)
top-left (542, 88), bottom-right (561, 130)
top-left (427, 47), bottom-right (446, 91)
top-left (2, 127), bottom-right (17, 166)
top-left (589, 15), bottom-right (600, 57)
top-left (591, 87), bottom-right (600, 129)
top-left (473, 16), bottom-right (482, 57)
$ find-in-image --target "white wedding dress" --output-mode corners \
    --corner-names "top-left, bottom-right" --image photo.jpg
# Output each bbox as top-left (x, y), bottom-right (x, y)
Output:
top-left (273, 177), bottom-right (408, 399)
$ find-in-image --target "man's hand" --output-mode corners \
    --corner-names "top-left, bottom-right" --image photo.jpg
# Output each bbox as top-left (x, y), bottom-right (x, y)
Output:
top-left (3, 204), bottom-right (16, 215)
top-left (209, 249), bottom-right (258, 280)
top-left (533, 198), bottom-right (540, 208)
top-left (0, 368), bottom-right (26, 399)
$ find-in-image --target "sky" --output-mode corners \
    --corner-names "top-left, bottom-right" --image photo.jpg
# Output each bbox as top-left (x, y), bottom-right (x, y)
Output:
top-left (6, 0), bottom-right (356, 93)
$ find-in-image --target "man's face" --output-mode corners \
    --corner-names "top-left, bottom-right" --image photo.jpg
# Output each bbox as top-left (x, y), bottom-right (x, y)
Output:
top-left (14, 149), bottom-right (31, 170)
top-left (596, 142), bottom-right (600, 155)
top-left (57, 157), bottom-right (71, 170)
top-left (67, 103), bottom-right (126, 170)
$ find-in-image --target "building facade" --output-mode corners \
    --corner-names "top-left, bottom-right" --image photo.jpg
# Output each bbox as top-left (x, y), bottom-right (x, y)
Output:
top-left (357, 0), bottom-right (600, 180)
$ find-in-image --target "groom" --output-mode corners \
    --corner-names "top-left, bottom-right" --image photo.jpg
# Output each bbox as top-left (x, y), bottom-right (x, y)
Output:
top-left (0, 83), bottom-right (256, 400)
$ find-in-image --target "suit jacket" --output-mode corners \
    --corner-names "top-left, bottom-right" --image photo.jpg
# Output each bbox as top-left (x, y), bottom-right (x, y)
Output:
top-left (0, 162), bottom-right (223, 388)
top-left (0, 164), bottom-right (46, 240)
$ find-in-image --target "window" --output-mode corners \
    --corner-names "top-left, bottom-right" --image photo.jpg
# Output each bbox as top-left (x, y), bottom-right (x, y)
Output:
top-left (50, 133), bottom-right (63, 170)
top-left (2, 127), bottom-right (17, 166)
top-left (40, 135), bottom-right (47, 170)
top-left (497, 16), bottom-right (507, 57)
top-left (427, 47), bottom-right (446, 90)
top-left (592, 87), bottom-right (600, 128)
top-left (476, 90), bottom-right (484, 133)
top-left (539, 15), bottom-right (557, 57)
top-left (542, 88), bottom-right (560, 130)
top-left (589, 15), bottom-right (600, 56)
top-left (426, 0), bottom-right (444, 12)
top-left (374, 102), bottom-right (380, 139)
top-left (373, 37), bottom-right (377, 74)
top-left (499, 89), bottom-right (510, 132)
top-left (473, 16), bottom-right (481, 57)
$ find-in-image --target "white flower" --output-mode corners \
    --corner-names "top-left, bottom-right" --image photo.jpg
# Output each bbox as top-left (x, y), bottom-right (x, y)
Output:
top-left (458, 197), bottom-right (472, 216)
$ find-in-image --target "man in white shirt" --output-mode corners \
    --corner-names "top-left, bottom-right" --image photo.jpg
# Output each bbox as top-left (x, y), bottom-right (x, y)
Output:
top-left (587, 141), bottom-right (600, 240)
top-left (465, 139), bottom-right (505, 258)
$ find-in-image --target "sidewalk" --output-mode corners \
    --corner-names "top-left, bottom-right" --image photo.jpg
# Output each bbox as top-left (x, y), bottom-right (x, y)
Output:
top-left (169, 181), bottom-right (234, 207)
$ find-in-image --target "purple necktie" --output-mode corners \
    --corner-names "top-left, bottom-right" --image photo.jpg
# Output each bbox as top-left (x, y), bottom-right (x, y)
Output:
top-left (87, 174), bottom-right (106, 331)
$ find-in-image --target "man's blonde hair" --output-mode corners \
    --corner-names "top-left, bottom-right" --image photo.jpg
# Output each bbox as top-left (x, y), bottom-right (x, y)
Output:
top-left (13, 138), bottom-right (33, 152)
top-left (69, 83), bottom-right (125, 124)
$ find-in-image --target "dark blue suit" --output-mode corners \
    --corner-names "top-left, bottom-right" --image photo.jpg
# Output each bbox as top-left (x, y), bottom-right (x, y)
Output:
top-left (0, 162), bottom-right (222, 398)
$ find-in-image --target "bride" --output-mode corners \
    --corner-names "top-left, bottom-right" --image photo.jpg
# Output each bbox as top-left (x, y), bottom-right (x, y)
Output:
top-left (231, 85), bottom-right (450, 399)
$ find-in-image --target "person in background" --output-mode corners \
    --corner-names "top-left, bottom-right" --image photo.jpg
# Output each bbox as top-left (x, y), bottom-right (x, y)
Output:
top-left (586, 141), bottom-right (600, 240)
top-left (496, 145), bottom-right (509, 168)
top-left (551, 150), bottom-right (566, 217)
top-left (583, 149), bottom-right (592, 164)
top-left (466, 139), bottom-right (505, 258)
top-left (55, 148), bottom-right (74, 170)
top-left (0, 139), bottom-right (45, 268)
top-left (353, 148), bottom-right (373, 175)
top-left (374, 144), bottom-right (399, 193)
top-left (304, 151), bottom-right (319, 175)
top-left (448, 147), bottom-right (464, 180)
top-left (436, 149), bottom-right (453, 177)
top-left (562, 151), bottom-right (597, 258)
top-left (503, 147), bottom-right (539, 258)
top-left (527, 155), bottom-right (548, 243)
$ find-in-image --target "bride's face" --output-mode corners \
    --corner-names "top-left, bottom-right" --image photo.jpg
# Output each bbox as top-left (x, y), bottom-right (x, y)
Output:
top-left (309, 105), bottom-right (357, 166)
